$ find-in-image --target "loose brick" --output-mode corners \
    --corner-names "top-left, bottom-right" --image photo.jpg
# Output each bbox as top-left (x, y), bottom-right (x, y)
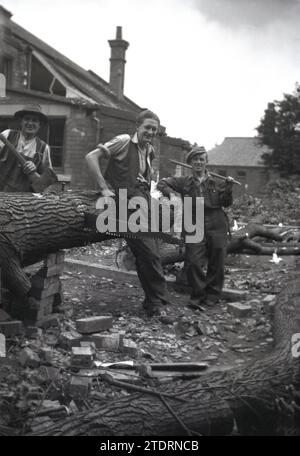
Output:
top-left (71, 346), bottom-right (94, 368)
top-left (69, 375), bottom-right (91, 399)
top-left (19, 348), bottom-right (40, 368)
top-left (122, 339), bottom-right (138, 357)
top-left (227, 302), bottom-right (252, 318)
top-left (0, 333), bottom-right (5, 357)
top-left (85, 333), bottom-right (121, 351)
top-left (76, 316), bottom-right (113, 334)
top-left (80, 341), bottom-right (96, 354)
top-left (0, 320), bottom-right (24, 336)
top-left (222, 288), bottom-right (248, 301)
top-left (59, 331), bottom-right (82, 349)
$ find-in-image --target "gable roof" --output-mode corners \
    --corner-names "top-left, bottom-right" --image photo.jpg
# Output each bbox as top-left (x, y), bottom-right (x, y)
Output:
top-left (8, 16), bottom-right (141, 111)
top-left (207, 137), bottom-right (272, 168)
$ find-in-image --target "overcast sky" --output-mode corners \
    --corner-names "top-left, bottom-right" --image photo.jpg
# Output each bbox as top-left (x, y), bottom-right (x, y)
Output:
top-left (2, 0), bottom-right (300, 148)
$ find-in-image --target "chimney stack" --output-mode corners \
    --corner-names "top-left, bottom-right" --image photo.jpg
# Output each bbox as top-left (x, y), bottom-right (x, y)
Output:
top-left (108, 26), bottom-right (129, 100)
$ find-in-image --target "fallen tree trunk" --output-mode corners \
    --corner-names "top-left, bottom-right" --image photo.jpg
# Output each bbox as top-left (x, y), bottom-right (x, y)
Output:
top-left (0, 192), bottom-right (298, 295)
top-left (24, 273), bottom-right (300, 436)
top-left (156, 223), bottom-right (300, 266)
top-left (0, 191), bottom-right (111, 296)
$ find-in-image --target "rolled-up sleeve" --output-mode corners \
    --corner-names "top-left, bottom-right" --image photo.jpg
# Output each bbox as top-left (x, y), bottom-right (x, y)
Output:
top-left (99, 134), bottom-right (131, 160)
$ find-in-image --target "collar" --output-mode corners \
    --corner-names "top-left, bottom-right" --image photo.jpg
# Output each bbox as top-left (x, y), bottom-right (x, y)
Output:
top-left (131, 132), bottom-right (138, 144)
top-left (193, 170), bottom-right (211, 182)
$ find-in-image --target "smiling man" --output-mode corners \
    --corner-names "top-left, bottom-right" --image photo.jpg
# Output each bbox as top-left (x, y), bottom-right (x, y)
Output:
top-left (0, 104), bottom-right (52, 192)
top-left (157, 146), bottom-right (234, 309)
top-left (85, 109), bottom-right (170, 317)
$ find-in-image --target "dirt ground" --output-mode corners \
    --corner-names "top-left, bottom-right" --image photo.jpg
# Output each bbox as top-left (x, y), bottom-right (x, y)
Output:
top-left (63, 241), bottom-right (295, 368)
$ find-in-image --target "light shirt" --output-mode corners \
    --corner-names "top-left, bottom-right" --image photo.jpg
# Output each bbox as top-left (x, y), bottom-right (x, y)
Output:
top-left (0, 129), bottom-right (52, 169)
top-left (100, 133), bottom-right (154, 180)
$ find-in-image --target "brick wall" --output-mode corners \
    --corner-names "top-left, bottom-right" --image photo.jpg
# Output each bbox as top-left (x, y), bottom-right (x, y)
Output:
top-left (159, 136), bottom-right (190, 179)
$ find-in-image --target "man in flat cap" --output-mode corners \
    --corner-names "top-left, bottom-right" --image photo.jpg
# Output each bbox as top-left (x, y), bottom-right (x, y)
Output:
top-left (0, 104), bottom-right (52, 191)
top-left (157, 146), bottom-right (234, 309)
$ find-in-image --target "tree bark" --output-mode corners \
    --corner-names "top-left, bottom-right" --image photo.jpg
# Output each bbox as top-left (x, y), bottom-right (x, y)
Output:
top-left (25, 273), bottom-right (300, 436)
top-left (0, 191), bottom-right (110, 296)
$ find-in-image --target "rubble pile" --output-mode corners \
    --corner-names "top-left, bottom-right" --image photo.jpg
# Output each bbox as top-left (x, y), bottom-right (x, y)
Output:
top-left (228, 176), bottom-right (300, 224)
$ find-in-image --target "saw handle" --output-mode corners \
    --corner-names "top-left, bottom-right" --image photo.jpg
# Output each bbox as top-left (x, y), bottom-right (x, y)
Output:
top-left (0, 133), bottom-right (40, 182)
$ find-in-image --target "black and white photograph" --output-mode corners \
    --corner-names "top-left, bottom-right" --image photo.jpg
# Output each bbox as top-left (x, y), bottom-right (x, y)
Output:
top-left (0, 0), bottom-right (300, 440)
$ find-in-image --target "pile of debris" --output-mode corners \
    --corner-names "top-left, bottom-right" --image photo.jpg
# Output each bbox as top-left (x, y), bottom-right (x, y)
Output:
top-left (228, 176), bottom-right (300, 224)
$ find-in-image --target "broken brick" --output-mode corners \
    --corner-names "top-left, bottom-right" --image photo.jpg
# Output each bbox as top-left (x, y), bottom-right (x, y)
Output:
top-left (71, 346), bottom-right (94, 369)
top-left (0, 320), bottom-right (24, 336)
top-left (69, 375), bottom-right (91, 399)
top-left (76, 316), bottom-right (113, 334)
top-left (84, 333), bottom-right (121, 351)
top-left (227, 302), bottom-right (252, 318)
top-left (80, 341), bottom-right (96, 354)
top-left (122, 339), bottom-right (138, 357)
top-left (59, 331), bottom-right (82, 349)
top-left (19, 348), bottom-right (40, 368)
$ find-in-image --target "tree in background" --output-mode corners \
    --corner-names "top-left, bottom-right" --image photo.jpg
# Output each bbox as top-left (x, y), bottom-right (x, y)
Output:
top-left (256, 84), bottom-right (300, 176)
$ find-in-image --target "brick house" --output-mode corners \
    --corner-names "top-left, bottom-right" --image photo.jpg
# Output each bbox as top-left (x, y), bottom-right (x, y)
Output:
top-left (0, 5), bottom-right (189, 188)
top-left (206, 137), bottom-right (276, 196)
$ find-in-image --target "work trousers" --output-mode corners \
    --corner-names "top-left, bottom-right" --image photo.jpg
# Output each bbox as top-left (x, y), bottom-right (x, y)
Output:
top-left (127, 236), bottom-right (169, 307)
top-left (185, 209), bottom-right (228, 300)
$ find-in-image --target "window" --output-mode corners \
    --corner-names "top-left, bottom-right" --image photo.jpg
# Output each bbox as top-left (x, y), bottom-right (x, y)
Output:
top-left (0, 116), bottom-right (65, 169)
top-left (236, 170), bottom-right (246, 177)
top-left (30, 55), bottom-right (66, 96)
top-left (38, 117), bottom-right (66, 169)
top-left (2, 57), bottom-right (12, 87)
